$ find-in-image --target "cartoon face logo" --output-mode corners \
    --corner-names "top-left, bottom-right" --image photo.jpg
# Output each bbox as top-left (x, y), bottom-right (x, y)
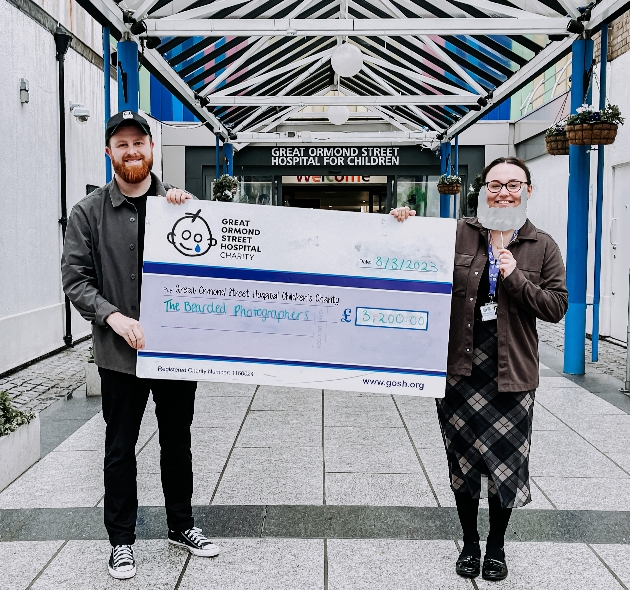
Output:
top-left (167, 209), bottom-right (217, 257)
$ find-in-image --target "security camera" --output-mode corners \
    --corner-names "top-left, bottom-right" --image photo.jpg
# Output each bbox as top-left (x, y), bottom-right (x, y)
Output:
top-left (69, 102), bottom-right (90, 124)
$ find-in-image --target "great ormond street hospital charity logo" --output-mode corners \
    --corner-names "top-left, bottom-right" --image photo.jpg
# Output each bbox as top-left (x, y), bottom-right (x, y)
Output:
top-left (167, 209), bottom-right (217, 257)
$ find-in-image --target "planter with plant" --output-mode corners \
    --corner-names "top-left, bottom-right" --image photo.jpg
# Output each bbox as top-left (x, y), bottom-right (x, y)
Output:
top-left (85, 345), bottom-right (101, 397)
top-left (467, 173), bottom-right (483, 215)
top-left (0, 391), bottom-right (39, 491)
top-left (565, 104), bottom-right (624, 146)
top-left (437, 174), bottom-right (462, 195)
top-left (545, 123), bottom-right (569, 155)
top-left (212, 174), bottom-right (239, 202)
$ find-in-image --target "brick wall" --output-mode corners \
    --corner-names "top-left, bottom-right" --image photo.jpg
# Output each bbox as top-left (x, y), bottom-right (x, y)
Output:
top-left (593, 10), bottom-right (630, 63)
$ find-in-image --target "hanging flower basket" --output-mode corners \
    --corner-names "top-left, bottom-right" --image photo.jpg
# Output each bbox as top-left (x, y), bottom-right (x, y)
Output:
top-left (565, 104), bottom-right (624, 146)
top-left (545, 123), bottom-right (570, 155)
top-left (212, 174), bottom-right (239, 202)
top-left (565, 123), bottom-right (618, 145)
top-left (437, 174), bottom-right (462, 194)
top-left (545, 134), bottom-right (570, 155)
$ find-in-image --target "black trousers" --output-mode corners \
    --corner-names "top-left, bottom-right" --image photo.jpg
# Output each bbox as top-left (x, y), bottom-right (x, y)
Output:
top-left (99, 368), bottom-right (197, 545)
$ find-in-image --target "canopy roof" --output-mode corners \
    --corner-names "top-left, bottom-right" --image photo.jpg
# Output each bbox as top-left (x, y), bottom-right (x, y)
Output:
top-left (80, 0), bottom-right (628, 146)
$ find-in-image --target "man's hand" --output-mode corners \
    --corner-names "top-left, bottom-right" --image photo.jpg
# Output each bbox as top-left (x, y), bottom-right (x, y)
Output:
top-left (166, 188), bottom-right (193, 205)
top-left (498, 248), bottom-right (517, 278)
top-left (389, 206), bottom-right (416, 222)
top-left (106, 312), bottom-right (146, 349)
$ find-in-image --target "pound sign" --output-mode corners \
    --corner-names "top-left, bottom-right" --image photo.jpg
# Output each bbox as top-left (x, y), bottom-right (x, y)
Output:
top-left (341, 308), bottom-right (352, 323)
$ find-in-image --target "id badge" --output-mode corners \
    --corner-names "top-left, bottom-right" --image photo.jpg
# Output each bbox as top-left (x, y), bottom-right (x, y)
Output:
top-left (480, 302), bottom-right (498, 321)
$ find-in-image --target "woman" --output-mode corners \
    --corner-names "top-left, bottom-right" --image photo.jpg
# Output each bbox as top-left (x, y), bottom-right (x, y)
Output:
top-left (391, 157), bottom-right (567, 581)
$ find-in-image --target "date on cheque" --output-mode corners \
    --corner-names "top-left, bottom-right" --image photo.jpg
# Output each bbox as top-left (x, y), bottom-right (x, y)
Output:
top-left (355, 307), bottom-right (428, 331)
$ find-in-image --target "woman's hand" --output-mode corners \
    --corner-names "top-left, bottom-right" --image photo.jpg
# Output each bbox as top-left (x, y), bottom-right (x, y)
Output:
top-left (389, 206), bottom-right (416, 222)
top-left (498, 248), bottom-right (517, 278)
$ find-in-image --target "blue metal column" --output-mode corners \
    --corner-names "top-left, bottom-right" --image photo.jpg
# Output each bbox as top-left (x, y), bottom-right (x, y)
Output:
top-left (592, 24), bottom-right (609, 362)
top-left (117, 39), bottom-right (139, 112)
top-left (564, 38), bottom-right (595, 374)
top-left (103, 26), bottom-right (112, 182)
top-left (224, 143), bottom-right (234, 176)
top-left (439, 141), bottom-right (452, 218)
top-left (215, 135), bottom-right (220, 178)
top-left (453, 135), bottom-right (459, 218)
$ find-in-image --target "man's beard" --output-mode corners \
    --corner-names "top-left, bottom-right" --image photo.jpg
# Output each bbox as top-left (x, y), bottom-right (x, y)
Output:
top-left (112, 153), bottom-right (153, 184)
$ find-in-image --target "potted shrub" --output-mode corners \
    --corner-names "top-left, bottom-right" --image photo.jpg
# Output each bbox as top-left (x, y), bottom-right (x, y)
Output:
top-left (85, 345), bottom-right (100, 397)
top-left (565, 103), bottom-right (624, 146)
top-left (0, 391), bottom-right (39, 491)
top-left (212, 174), bottom-right (239, 202)
top-left (545, 123), bottom-right (569, 155)
top-left (437, 174), bottom-right (462, 195)
top-left (467, 173), bottom-right (483, 215)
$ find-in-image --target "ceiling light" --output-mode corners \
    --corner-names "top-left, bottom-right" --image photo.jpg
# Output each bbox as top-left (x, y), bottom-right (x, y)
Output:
top-left (331, 43), bottom-right (363, 78)
top-left (327, 105), bottom-right (350, 125)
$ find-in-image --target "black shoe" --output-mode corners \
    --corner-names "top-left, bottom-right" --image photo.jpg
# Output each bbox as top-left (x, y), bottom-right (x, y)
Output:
top-left (482, 549), bottom-right (508, 581)
top-left (168, 527), bottom-right (220, 557)
top-left (108, 544), bottom-right (136, 579)
top-left (456, 554), bottom-right (481, 578)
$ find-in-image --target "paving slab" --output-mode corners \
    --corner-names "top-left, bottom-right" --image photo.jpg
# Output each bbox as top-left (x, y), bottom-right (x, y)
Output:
top-left (324, 425), bottom-right (409, 447)
top-left (0, 540), bottom-right (63, 590)
top-left (324, 443), bottom-right (421, 473)
top-left (558, 414), bottom-right (630, 454)
top-left (474, 542), bottom-right (624, 589)
top-left (178, 538), bottom-right (324, 590)
top-left (529, 430), bottom-right (628, 478)
top-left (213, 445), bottom-right (324, 506)
top-left (327, 539), bottom-right (472, 590)
top-left (325, 473), bottom-right (437, 506)
top-left (236, 410), bottom-right (321, 447)
top-left (29, 540), bottom-right (187, 590)
top-left (536, 387), bottom-right (625, 418)
top-left (533, 477), bottom-right (630, 511)
top-left (252, 386), bottom-right (322, 411)
top-left (0, 450), bottom-right (103, 509)
top-left (195, 382), bottom-right (257, 398)
top-left (590, 544), bottom-right (630, 589)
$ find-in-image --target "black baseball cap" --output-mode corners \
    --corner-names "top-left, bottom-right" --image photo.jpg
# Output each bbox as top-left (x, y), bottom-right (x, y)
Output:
top-left (105, 110), bottom-right (152, 144)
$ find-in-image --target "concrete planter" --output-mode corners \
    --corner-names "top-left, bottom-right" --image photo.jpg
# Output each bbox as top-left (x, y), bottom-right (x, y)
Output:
top-left (86, 362), bottom-right (101, 397)
top-left (0, 416), bottom-right (40, 492)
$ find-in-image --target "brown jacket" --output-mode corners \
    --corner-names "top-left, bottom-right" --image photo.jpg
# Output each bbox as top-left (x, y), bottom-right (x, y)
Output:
top-left (447, 217), bottom-right (568, 392)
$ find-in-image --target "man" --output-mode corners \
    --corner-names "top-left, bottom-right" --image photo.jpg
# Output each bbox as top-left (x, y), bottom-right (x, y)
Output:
top-left (62, 111), bottom-right (219, 580)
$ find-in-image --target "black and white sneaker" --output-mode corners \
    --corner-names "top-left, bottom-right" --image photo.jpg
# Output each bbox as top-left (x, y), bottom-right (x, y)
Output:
top-left (168, 527), bottom-right (220, 557)
top-left (108, 544), bottom-right (136, 579)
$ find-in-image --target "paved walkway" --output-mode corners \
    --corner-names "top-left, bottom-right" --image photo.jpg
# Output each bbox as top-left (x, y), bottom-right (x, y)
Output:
top-left (0, 341), bottom-right (90, 413)
top-left (3, 353), bottom-right (630, 588)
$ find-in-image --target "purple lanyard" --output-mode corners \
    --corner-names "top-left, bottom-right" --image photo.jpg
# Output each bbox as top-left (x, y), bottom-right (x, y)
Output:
top-left (487, 231), bottom-right (518, 298)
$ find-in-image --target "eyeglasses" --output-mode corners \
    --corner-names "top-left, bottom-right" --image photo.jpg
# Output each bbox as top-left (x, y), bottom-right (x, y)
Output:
top-left (484, 180), bottom-right (529, 194)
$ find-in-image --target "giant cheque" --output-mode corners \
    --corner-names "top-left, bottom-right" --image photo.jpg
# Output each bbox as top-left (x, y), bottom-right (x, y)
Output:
top-left (137, 198), bottom-right (457, 397)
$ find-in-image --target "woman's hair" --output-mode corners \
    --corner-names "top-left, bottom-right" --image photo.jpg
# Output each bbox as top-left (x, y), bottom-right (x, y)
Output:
top-left (481, 157), bottom-right (532, 184)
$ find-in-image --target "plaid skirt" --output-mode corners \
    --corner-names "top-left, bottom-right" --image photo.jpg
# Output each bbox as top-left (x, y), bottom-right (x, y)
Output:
top-left (436, 320), bottom-right (535, 508)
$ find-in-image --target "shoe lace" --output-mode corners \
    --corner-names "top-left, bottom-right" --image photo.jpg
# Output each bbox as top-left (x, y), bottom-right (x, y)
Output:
top-left (113, 545), bottom-right (134, 567)
top-left (185, 527), bottom-right (210, 546)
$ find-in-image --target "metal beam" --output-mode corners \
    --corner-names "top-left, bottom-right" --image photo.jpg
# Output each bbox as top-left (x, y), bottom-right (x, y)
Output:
top-left (234, 130), bottom-right (436, 142)
top-left (199, 36), bottom-right (268, 97)
top-left (212, 48), bottom-right (334, 96)
top-left (203, 94), bottom-right (479, 106)
top-left (144, 17), bottom-right (570, 37)
top-left (587, 0), bottom-right (630, 31)
top-left (445, 35), bottom-right (574, 137)
top-left (364, 58), bottom-right (470, 96)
